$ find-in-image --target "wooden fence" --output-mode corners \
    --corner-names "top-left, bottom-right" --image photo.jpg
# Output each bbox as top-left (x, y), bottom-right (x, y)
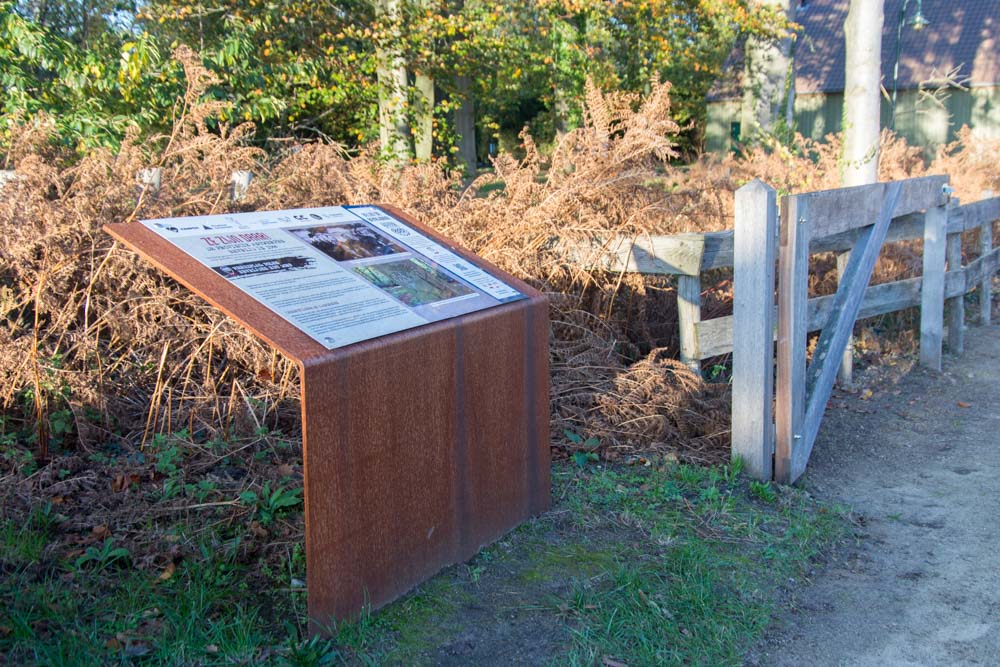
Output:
top-left (577, 175), bottom-right (998, 484)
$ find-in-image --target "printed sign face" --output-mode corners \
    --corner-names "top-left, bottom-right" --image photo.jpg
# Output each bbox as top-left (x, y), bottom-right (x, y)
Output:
top-left (141, 205), bottom-right (524, 349)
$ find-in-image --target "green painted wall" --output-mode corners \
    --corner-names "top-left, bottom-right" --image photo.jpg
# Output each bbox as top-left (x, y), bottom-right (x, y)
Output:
top-left (704, 87), bottom-right (999, 155)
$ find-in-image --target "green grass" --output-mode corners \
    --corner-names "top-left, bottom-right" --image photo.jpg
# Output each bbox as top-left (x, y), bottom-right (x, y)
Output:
top-left (0, 459), bottom-right (848, 666)
top-left (535, 461), bottom-right (846, 666)
top-left (0, 529), bottom-right (310, 665)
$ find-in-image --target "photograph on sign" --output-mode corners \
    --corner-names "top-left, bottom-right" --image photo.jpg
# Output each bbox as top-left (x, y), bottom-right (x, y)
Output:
top-left (354, 259), bottom-right (476, 307)
top-left (140, 206), bottom-right (524, 349)
top-left (288, 223), bottom-right (405, 262)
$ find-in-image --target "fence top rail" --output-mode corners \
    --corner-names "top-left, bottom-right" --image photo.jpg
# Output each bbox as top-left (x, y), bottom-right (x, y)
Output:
top-left (569, 186), bottom-right (998, 278)
top-left (784, 175), bottom-right (950, 239)
top-left (950, 197), bottom-right (1000, 232)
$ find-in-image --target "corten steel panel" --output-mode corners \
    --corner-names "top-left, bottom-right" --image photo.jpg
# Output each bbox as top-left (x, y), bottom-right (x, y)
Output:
top-left (105, 205), bottom-right (550, 634)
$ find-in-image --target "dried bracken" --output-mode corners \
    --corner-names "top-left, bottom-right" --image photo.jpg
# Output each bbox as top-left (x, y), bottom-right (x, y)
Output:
top-left (1, 51), bottom-right (996, 471)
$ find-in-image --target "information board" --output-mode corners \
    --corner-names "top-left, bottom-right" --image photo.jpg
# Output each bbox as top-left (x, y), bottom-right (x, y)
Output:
top-left (141, 205), bottom-right (524, 349)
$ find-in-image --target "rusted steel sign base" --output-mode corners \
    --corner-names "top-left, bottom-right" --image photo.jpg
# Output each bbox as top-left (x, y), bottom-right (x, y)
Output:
top-left (106, 206), bottom-right (550, 632)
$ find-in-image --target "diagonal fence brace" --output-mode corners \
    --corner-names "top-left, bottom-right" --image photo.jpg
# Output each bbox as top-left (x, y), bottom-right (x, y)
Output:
top-left (794, 182), bottom-right (904, 475)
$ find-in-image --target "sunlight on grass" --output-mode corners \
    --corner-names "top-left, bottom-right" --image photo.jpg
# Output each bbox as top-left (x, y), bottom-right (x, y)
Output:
top-left (0, 459), bottom-right (847, 666)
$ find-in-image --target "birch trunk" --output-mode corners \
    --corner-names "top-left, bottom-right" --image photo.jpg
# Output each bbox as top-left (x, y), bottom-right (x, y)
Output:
top-left (376, 0), bottom-right (411, 161)
top-left (841, 0), bottom-right (884, 185)
top-left (413, 73), bottom-right (434, 160)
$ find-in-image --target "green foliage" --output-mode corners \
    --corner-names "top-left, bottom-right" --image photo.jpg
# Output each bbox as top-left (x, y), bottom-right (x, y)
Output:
top-left (0, 461), bottom-right (847, 664)
top-left (1, 1), bottom-right (185, 150)
top-left (73, 537), bottom-right (130, 572)
top-left (749, 480), bottom-right (779, 503)
top-left (137, 0), bottom-right (379, 143)
top-left (2, 529), bottom-right (285, 664)
top-left (564, 429), bottom-right (600, 467)
top-left (284, 635), bottom-right (342, 666)
top-left (240, 482), bottom-right (303, 525)
top-left (1, 0), bottom-right (788, 158)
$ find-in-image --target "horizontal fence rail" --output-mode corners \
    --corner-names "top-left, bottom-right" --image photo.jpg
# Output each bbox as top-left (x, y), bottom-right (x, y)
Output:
top-left (572, 176), bottom-right (997, 482)
top-left (570, 180), bottom-right (998, 373)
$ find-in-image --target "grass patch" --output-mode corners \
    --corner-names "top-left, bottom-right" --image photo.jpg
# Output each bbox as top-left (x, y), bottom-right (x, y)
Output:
top-left (0, 457), bottom-right (847, 665)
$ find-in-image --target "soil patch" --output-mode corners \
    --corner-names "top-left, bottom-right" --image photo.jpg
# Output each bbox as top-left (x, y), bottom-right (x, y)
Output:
top-left (751, 325), bottom-right (1000, 666)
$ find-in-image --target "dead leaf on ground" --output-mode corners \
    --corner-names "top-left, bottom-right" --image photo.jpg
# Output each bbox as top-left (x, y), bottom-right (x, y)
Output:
top-left (860, 389), bottom-right (874, 400)
top-left (112, 473), bottom-right (142, 492)
top-left (82, 525), bottom-right (111, 543)
top-left (250, 521), bottom-right (269, 539)
top-left (0, 625), bottom-right (11, 637)
top-left (276, 463), bottom-right (295, 478)
top-left (157, 561), bottom-right (176, 582)
top-left (957, 401), bottom-right (972, 408)
top-left (602, 658), bottom-right (629, 667)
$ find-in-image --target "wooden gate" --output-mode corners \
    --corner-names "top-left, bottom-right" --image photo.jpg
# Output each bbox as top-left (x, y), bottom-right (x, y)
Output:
top-left (732, 176), bottom-right (999, 484)
top-left (569, 174), bottom-right (996, 484)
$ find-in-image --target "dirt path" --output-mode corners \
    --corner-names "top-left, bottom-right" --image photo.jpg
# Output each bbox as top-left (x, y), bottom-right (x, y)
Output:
top-left (752, 325), bottom-right (1000, 666)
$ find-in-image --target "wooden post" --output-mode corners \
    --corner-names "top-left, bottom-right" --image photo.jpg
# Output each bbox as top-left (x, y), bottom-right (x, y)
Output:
top-left (0, 170), bottom-right (16, 190)
top-left (231, 170), bottom-right (253, 202)
top-left (835, 252), bottom-right (853, 387)
top-left (139, 168), bottom-right (162, 196)
top-left (945, 221), bottom-right (964, 354)
top-left (732, 180), bottom-right (777, 481)
top-left (982, 217), bottom-right (994, 326)
top-left (677, 275), bottom-right (702, 373)
top-left (920, 203), bottom-right (948, 370)
top-left (775, 195), bottom-right (810, 484)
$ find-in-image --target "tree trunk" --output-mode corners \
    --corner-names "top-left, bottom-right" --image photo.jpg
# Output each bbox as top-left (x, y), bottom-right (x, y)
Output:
top-left (739, 0), bottom-right (796, 143)
top-left (376, 0), bottom-right (411, 161)
top-left (412, 0), bottom-right (435, 161)
top-left (841, 0), bottom-right (883, 186)
top-left (839, 0), bottom-right (885, 386)
top-left (413, 73), bottom-right (434, 160)
top-left (454, 75), bottom-right (477, 174)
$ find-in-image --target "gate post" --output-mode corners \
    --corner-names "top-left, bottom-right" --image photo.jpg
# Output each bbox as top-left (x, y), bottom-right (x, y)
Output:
top-left (732, 180), bottom-right (777, 481)
top-left (920, 202), bottom-right (949, 370)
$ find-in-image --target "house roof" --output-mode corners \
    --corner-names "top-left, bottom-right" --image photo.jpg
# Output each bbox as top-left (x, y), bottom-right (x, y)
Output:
top-left (709, 0), bottom-right (1000, 101)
